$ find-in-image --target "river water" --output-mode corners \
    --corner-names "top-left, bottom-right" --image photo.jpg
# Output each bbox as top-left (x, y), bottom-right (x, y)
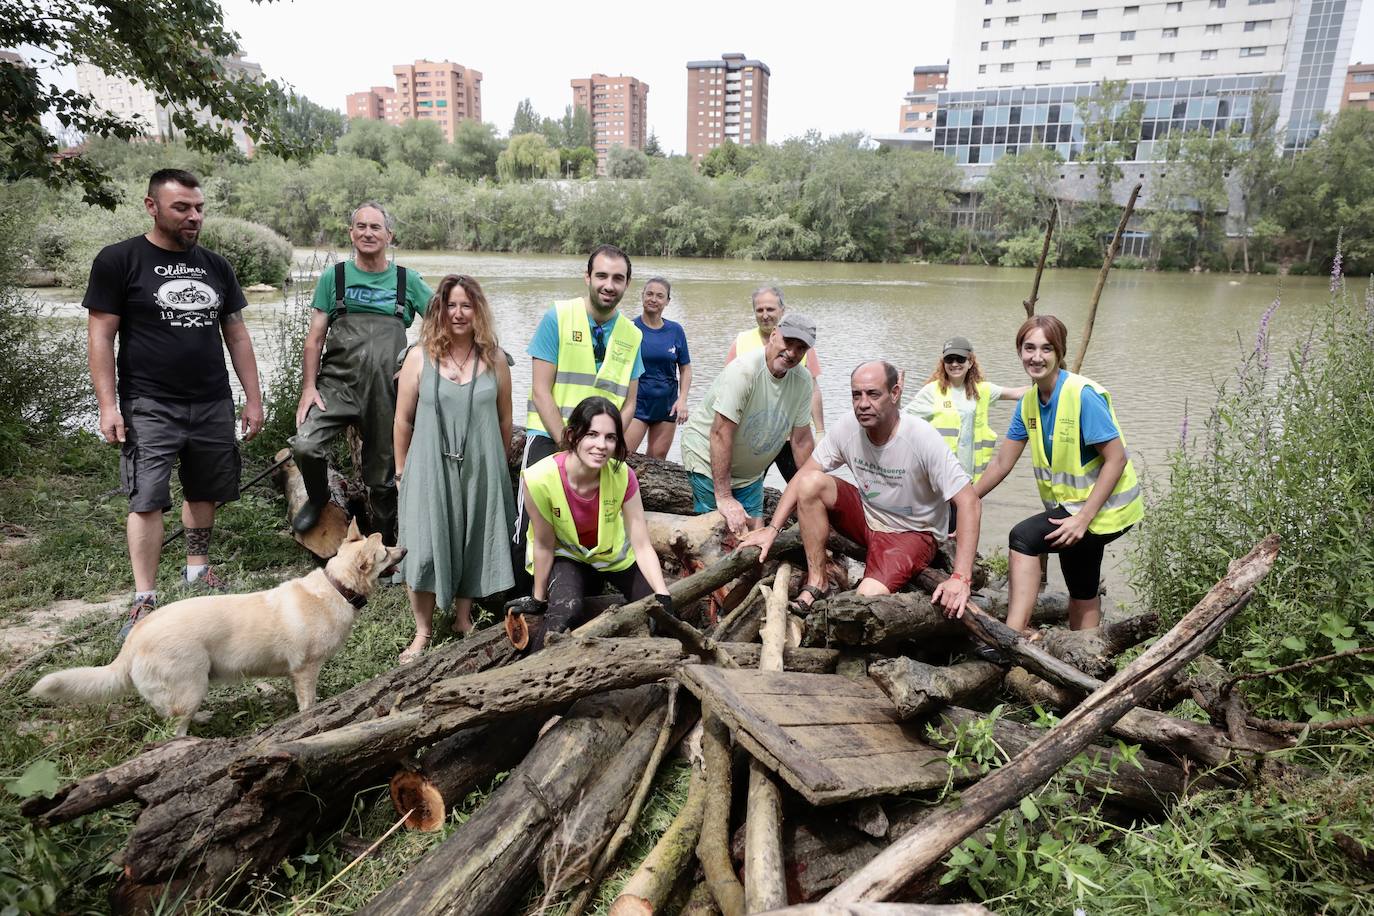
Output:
top-left (40, 249), bottom-right (1328, 606)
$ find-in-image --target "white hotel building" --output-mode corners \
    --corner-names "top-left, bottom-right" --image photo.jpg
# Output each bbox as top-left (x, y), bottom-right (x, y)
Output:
top-left (935, 0), bottom-right (1362, 164)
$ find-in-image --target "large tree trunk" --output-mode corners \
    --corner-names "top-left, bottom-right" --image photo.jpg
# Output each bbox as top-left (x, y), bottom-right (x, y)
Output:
top-left (823, 535), bottom-right (1279, 902)
top-left (359, 686), bottom-right (664, 916)
top-left (802, 591), bottom-right (1067, 650)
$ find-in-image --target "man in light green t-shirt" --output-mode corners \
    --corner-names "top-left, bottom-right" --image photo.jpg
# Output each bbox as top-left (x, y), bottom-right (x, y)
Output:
top-left (289, 201), bottom-right (433, 542)
top-left (680, 313), bottom-right (817, 536)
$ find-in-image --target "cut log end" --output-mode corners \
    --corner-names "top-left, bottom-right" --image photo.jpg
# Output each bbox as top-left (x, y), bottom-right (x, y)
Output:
top-left (389, 770), bottom-right (446, 832)
top-left (607, 896), bottom-right (654, 916)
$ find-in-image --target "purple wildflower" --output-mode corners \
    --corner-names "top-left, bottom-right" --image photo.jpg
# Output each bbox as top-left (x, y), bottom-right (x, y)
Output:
top-left (1178, 398), bottom-right (1190, 448)
top-left (1255, 294), bottom-right (1279, 371)
top-left (1330, 230), bottom-right (1344, 294)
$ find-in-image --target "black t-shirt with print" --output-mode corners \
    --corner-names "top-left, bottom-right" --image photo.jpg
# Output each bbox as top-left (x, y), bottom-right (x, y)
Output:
top-left (82, 235), bottom-right (248, 402)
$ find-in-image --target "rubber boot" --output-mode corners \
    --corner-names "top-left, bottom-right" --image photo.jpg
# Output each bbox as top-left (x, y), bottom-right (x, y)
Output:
top-left (291, 451), bottom-right (331, 534)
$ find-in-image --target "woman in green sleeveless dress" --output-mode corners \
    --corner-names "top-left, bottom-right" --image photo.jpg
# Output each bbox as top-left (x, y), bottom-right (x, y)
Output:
top-left (394, 274), bottom-right (515, 663)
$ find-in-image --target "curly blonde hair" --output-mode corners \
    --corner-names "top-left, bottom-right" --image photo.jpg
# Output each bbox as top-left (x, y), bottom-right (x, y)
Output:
top-left (420, 274), bottom-right (502, 371)
top-left (924, 348), bottom-right (986, 399)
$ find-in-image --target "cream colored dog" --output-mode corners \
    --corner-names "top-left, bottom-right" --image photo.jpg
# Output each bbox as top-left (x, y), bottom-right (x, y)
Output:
top-left (31, 520), bottom-right (405, 735)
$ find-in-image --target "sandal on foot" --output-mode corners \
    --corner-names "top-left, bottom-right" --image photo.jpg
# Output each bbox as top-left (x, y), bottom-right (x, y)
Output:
top-left (789, 584), bottom-right (832, 613)
top-left (398, 633), bottom-right (432, 665)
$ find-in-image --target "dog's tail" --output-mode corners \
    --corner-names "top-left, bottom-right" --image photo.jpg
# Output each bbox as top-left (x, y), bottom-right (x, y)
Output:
top-left (30, 650), bottom-right (134, 705)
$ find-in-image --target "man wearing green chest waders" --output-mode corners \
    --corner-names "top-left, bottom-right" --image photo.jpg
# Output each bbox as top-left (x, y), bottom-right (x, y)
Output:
top-left (290, 202), bottom-right (434, 543)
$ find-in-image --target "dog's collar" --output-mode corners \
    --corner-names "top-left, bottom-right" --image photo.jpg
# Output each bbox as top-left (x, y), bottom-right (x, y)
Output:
top-left (325, 570), bottom-right (367, 609)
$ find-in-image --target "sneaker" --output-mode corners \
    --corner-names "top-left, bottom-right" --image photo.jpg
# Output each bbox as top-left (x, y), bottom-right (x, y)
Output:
top-left (119, 594), bottom-right (158, 642)
top-left (184, 566), bottom-right (230, 592)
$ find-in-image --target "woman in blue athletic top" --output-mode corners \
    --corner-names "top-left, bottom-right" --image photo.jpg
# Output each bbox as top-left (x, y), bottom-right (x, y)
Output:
top-left (626, 277), bottom-right (692, 459)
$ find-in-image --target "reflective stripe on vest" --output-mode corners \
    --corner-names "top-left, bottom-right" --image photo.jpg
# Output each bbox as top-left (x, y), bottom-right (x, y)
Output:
top-left (526, 299), bottom-right (643, 435)
top-left (1019, 372), bottom-right (1144, 535)
top-left (522, 454), bottom-right (636, 573)
top-left (929, 381), bottom-right (998, 483)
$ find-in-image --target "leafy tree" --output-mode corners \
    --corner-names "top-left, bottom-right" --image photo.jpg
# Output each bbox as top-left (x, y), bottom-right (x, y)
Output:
top-left (388, 118), bottom-right (445, 175)
top-left (443, 120), bottom-right (503, 181)
top-left (561, 105), bottom-right (593, 149)
top-left (511, 98), bottom-right (539, 137)
top-left (559, 146), bottom-right (597, 179)
top-left (980, 147), bottom-right (1062, 236)
top-left (1274, 109), bottom-right (1374, 272)
top-left (606, 146), bottom-right (649, 179)
top-left (644, 131), bottom-right (665, 158)
top-left (1, 0), bottom-right (310, 208)
top-left (1236, 92), bottom-right (1281, 271)
top-left (890, 150), bottom-right (962, 258)
top-left (1079, 80), bottom-right (1144, 203)
top-left (1157, 130), bottom-right (1240, 268)
top-left (337, 117), bottom-right (394, 165)
top-left (276, 93), bottom-right (345, 154)
top-left (496, 132), bottom-right (560, 182)
top-left (700, 140), bottom-right (759, 178)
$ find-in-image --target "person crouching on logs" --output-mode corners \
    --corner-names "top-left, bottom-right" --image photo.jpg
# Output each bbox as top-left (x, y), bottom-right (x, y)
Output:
top-left (974, 315), bottom-right (1144, 638)
top-left (511, 396), bottom-right (672, 651)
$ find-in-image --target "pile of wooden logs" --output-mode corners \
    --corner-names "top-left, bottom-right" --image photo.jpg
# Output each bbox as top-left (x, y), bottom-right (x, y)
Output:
top-left (24, 440), bottom-right (1302, 915)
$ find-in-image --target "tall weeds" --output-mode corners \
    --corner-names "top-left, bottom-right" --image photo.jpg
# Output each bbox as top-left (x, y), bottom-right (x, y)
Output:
top-left (1131, 272), bottom-right (1374, 723)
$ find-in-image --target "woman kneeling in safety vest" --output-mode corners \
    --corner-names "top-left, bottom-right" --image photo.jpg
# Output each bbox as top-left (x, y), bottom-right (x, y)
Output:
top-left (973, 315), bottom-right (1143, 639)
top-left (906, 334), bottom-right (1027, 533)
top-left (516, 396), bottom-right (672, 651)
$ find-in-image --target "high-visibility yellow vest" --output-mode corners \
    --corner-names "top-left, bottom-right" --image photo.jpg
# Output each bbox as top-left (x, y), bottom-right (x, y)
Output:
top-left (735, 328), bottom-right (766, 355)
top-left (526, 299), bottom-right (643, 436)
top-left (928, 381), bottom-right (998, 483)
top-left (1020, 372), bottom-right (1143, 535)
top-left (523, 454), bottom-right (635, 573)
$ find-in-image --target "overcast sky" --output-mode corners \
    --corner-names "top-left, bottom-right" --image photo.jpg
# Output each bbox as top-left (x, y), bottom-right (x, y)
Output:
top-left (218, 0), bottom-right (1374, 154)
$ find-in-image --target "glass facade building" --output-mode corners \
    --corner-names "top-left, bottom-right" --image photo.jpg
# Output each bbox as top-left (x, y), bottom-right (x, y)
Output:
top-left (1284, 0), bottom-right (1354, 149)
top-left (933, 74), bottom-right (1282, 164)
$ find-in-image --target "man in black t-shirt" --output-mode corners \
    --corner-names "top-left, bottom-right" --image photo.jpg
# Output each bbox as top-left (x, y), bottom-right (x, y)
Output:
top-left (84, 168), bottom-right (264, 640)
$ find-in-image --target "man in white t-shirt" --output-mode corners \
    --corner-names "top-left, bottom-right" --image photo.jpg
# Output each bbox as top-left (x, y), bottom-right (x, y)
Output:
top-left (742, 360), bottom-right (981, 617)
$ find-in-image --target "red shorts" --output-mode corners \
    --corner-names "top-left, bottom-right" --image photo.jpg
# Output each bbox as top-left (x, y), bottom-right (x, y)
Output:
top-left (827, 478), bottom-right (938, 592)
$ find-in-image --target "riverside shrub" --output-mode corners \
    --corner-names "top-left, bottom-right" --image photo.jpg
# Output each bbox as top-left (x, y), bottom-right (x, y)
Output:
top-left (1131, 277), bottom-right (1374, 724)
top-left (199, 217), bottom-right (292, 286)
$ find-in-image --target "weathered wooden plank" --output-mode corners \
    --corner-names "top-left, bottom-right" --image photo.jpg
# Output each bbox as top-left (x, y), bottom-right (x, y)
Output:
top-left (744, 695), bottom-right (902, 728)
top-left (785, 723), bottom-right (933, 759)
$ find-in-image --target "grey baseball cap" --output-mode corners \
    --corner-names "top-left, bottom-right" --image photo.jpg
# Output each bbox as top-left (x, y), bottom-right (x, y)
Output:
top-left (777, 312), bottom-right (817, 348)
top-left (942, 336), bottom-right (973, 358)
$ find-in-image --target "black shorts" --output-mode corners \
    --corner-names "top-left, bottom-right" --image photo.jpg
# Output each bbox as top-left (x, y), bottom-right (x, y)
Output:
top-left (120, 397), bottom-right (241, 513)
top-left (1008, 505), bottom-right (1130, 601)
top-left (634, 390), bottom-right (678, 424)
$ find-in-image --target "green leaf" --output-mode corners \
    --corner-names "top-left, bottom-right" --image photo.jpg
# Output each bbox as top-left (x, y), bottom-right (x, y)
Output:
top-left (6, 760), bottom-right (62, 799)
top-left (1020, 796), bottom-right (1041, 822)
top-left (1281, 636), bottom-right (1308, 652)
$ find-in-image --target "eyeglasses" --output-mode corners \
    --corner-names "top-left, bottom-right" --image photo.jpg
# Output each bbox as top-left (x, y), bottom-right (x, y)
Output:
top-left (943, 354), bottom-right (968, 365)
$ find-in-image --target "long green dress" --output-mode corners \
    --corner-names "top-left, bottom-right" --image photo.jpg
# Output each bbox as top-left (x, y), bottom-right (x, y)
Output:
top-left (398, 352), bottom-right (515, 607)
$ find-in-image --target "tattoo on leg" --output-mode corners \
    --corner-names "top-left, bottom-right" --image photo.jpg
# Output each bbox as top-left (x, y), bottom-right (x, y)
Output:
top-left (185, 526), bottom-right (213, 558)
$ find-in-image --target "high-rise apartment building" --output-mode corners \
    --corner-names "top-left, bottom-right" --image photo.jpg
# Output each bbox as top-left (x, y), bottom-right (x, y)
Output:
top-left (898, 64), bottom-right (949, 136)
top-left (1341, 61), bottom-right (1374, 110)
top-left (686, 52), bottom-right (770, 162)
top-left (346, 60), bottom-right (482, 142)
top-left (571, 74), bottom-right (650, 172)
top-left (76, 55), bottom-right (265, 153)
top-left (938, 0), bottom-right (1362, 164)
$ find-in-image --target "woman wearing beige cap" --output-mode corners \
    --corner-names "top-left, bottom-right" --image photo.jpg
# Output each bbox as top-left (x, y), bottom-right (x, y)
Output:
top-left (907, 336), bottom-right (1026, 530)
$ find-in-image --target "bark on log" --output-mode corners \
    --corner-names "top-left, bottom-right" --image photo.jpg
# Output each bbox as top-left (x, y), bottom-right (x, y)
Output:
top-left (1002, 666), bottom-right (1291, 775)
top-left (1037, 612), bottom-right (1160, 679)
top-left (824, 535), bottom-right (1279, 902)
top-left (931, 706), bottom-right (1220, 810)
top-left (575, 527), bottom-right (805, 641)
top-left (610, 763), bottom-right (708, 916)
top-left (648, 510), bottom-right (735, 572)
top-left (359, 686), bottom-right (663, 916)
top-left (271, 447), bottom-right (356, 558)
top-left (566, 686), bottom-right (689, 916)
top-left (802, 591), bottom-right (1066, 650)
top-left (867, 659), bottom-right (1004, 720)
top-left (745, 566), bottom-right (792, 913)
top-left (389, 715), bottom-right (543, 831)
top-left (700, 711), bottom-right (746, 916)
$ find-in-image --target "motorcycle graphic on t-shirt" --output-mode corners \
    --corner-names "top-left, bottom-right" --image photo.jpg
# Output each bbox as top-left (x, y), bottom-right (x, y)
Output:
top-left (155, 278), bottom-right (220, 328)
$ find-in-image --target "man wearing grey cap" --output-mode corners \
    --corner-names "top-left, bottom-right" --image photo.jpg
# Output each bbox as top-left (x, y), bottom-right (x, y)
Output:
top-left (679, 313), bottom-right (818, 537)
